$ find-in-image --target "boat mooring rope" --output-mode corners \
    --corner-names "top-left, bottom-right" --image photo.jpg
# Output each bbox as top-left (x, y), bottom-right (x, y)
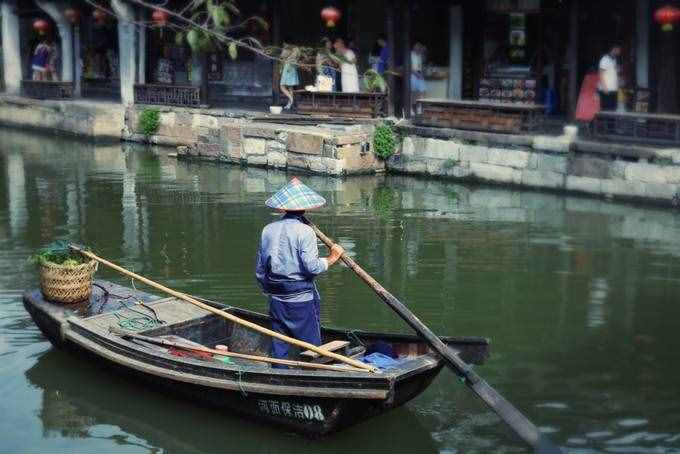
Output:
top-left (92, 282), bottom-right (165, 331)
top-left (113, 302), bottom-right (162, 331)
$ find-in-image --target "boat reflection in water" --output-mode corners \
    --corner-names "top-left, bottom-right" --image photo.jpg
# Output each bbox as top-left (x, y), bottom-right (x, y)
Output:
top-left (26, 349), bottom-right (441, 454)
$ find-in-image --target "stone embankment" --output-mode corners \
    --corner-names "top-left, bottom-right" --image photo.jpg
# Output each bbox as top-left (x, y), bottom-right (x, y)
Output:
top-left (125, 107), bottom-right (383, 176)
top-left (389, 125), bottom-right (680, 206)
top-left (0, 95), bottom-right (125, 141)
top-left (2, 95), bottom-right (680, 206)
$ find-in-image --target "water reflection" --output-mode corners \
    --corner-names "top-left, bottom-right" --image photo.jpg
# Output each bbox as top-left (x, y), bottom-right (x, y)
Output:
top-left (2, 127), bottom-right (680, 453)
top-left (27, 350), bottom-right (438, 454)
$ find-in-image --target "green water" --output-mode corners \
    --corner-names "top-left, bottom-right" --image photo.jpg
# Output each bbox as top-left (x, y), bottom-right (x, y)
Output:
top-left (1, 127), bottom-right (679, 453)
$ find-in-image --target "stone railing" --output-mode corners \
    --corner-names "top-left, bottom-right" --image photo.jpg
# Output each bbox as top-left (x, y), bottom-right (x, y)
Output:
top-left (593, 112), bottom-right (680, 146)
top-left (22, 80), bottom-right (75, 100)
top-left (134, 84), bottom-right (202, 108)
top-left (82, 78), bottom-right (121, 100)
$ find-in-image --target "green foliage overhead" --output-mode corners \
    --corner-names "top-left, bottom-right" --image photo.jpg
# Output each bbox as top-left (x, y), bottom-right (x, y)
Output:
top-left (373, 121), bottom-right (398, 160)
top-left (138, 108), bottom-right (161, 137)
top-left (173, 0), bottom-right (251, 56)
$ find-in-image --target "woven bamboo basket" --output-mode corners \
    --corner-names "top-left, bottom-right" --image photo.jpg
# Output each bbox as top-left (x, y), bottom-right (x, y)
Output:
top-left (39, 260), bottom-right (98, 304)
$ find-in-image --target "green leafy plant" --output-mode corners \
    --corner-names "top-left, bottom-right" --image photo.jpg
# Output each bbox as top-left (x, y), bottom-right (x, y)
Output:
top-left (373, 121), bottom-right (398, 160)
top-left (363, 69), bottom-right (387, 93)
top-left (28, 241), bottom-right (86, 267)
top-left (138, 108), bottom-right (161, 137)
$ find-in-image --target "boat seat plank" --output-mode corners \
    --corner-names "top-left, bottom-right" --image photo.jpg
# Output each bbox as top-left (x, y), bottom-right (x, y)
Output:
top-left (300, 340), bottom-right (350, 359)
top-left (72, 298), bottom-right (211, 335)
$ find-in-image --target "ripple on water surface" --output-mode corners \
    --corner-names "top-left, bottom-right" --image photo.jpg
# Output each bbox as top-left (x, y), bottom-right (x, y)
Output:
top-left (1, 129), bottom-right (680, 453)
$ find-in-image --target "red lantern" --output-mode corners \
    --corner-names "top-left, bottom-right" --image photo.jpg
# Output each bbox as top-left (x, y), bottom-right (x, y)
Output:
top-left (64, 8), bottom-right (81, 24)
top-left (321, 6), bottom-right (341, 28)
top-left (152, 9), bottom-right (170, 26)
top-left (93, 8), bottom-right (107, 25)
top-left (33, 18), bottom-right (50, 35)
top-left (654, 5), bottom-right (680, 32)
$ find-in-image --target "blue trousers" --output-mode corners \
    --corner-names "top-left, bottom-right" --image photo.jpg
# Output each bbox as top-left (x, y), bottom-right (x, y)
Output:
top-left (269, 292), bottom-right (321, 364)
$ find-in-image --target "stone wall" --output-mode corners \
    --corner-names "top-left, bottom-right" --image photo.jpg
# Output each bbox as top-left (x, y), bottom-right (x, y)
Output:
top-left (176, 123), bottom-right (384, 176)
top-left (0, 96), bottom-right (125, 141)
top-left (390, 126), bottom-right (680, 206)
top-left (125, 106), bottom-right (385, 176)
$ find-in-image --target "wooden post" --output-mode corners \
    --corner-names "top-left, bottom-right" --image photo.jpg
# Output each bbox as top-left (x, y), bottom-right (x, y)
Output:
top-left (567, 0), bottom-right (579, 119)
top-left (201, 53), bottom-right (209, 106)
top-left (386, 0), bottom-right (396, 115)
top-left (401, 0), bottom-right (412, 118)
top-left (271, 0), bottom-right (281, 105)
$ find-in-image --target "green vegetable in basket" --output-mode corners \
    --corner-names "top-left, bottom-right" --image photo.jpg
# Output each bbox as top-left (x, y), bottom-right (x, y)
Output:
top-left (28, 241), bottom-right (88, 267)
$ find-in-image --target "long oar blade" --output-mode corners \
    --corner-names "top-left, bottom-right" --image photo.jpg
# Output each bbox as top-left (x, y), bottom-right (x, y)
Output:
top-left (306, 218), bottom-right (562, 452)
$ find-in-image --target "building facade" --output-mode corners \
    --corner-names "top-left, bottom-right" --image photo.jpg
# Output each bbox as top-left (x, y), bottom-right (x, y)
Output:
top-left (0, 0), bottom-right (678, 117)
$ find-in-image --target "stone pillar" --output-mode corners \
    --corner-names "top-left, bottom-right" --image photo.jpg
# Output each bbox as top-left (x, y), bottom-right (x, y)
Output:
top-left (567, 0), bottom-right (579, 118)
top-left (448, 5), bottom-right (463, 99)
top-left (36, 1), bottom-right (74, 82)
top-left (386, 0), bottom-right (396, 115)
top-left (137, 9), bottom-right (146, 84)
top-left (74, 25), bottom-right (82, 96)
top-left (401, 0), bottom-right (412, 117)
top-left (635, 0), bottom-right (650, 89)
top-left (1, 0), bottom-right (23, 94)
top-left (111, 0), bottom-right (137, 105)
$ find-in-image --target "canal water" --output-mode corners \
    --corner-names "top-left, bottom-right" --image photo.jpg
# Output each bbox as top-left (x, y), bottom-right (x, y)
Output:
top-left (1, 127), bottom-right (679, 454)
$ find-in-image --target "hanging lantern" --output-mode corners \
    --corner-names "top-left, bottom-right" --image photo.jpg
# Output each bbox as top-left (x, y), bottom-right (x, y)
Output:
top-left (654, 5), bottom-right (680, 32)
top-left (320, 6), bottom-right (341, 28)
top-left (64, 8), bottom-right (81, 24)
top-left (93, 8), bottom-right (107, 25)
top-left (152, 9), bottom-right (170, 27)
top-left (33, 18), bottom-right (50, 35)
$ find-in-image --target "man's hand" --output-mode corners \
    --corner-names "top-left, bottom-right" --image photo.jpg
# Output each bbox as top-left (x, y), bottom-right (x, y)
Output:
top-left (326, 244), bottom-right (345, 266)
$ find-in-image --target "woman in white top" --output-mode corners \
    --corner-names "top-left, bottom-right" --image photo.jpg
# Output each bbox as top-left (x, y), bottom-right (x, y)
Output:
top-left (332, 38), bottom-right (359, 93)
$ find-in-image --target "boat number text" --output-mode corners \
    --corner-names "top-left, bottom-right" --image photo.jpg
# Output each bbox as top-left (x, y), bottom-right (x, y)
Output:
top-left (257, 399), bottom-right (325, 421)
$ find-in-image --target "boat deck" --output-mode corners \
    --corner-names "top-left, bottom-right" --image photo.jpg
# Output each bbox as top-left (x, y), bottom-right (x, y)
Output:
top-left (73, 296), bottom-right (210, 337)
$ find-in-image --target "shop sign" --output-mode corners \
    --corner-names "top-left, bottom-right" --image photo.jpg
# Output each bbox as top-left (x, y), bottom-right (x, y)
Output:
top-left (486, 0), bottom-right (540, 13)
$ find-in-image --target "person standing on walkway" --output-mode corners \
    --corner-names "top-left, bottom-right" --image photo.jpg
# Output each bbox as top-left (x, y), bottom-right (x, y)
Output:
top-left (411, 41), bottom-right (427, 114)
top-left (598, 44), bottom-right (621, 112)
top-left (31, 39), bottom-right (51, 81)
top-left (333, 37), bottom-right (360, 93)
top-left (370, 34), bottom-right (389, 75)
top-left (316, 37), bottom-right (338, 91)
top-left (279, 40), bottom-right (300, 110)
top-left (255, 178), bottom-right (345, 363)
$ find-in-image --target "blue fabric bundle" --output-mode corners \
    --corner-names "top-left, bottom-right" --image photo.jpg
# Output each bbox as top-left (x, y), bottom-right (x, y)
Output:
top-left (360, 352), bottom-right (402, 370)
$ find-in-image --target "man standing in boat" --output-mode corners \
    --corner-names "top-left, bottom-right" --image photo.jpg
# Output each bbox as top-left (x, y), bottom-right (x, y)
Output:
top-left (256, 178), bottom-right (345, 363)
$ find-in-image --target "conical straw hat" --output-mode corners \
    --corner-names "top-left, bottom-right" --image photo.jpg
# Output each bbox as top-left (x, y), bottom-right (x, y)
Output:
top-left (265, 177), bottom-right (326, 211)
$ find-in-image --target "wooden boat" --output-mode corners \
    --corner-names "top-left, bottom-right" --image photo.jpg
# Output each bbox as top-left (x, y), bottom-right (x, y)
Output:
top-left (24, 280), bottom-right (490, 436)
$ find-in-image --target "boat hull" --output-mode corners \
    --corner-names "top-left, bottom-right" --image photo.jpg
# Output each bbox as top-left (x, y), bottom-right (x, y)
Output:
top-left (23, 282), bottom-right (488, 436)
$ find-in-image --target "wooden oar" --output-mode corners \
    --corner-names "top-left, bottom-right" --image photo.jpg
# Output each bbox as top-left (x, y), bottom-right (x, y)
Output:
top-left (305, 218), bottom-right (562, 453)
top-left (70, 246), bottom-right (376, 373)
top-left (109, 327), bottom-right (363, 373)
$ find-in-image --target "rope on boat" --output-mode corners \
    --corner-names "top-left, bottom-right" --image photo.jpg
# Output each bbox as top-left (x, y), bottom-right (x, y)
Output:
top-left (345, 329), bottom-right (365, 347)
top-left (236, 368), bottom-right (248, 397)
top-left (92, 282), bottom-right (165, 331)
top-left (113, 303), bottom-right (161, 331)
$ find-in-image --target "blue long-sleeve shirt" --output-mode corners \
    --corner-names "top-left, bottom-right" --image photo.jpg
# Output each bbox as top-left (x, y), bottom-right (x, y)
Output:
top-left (255, 213), bottom-right (328, 302)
